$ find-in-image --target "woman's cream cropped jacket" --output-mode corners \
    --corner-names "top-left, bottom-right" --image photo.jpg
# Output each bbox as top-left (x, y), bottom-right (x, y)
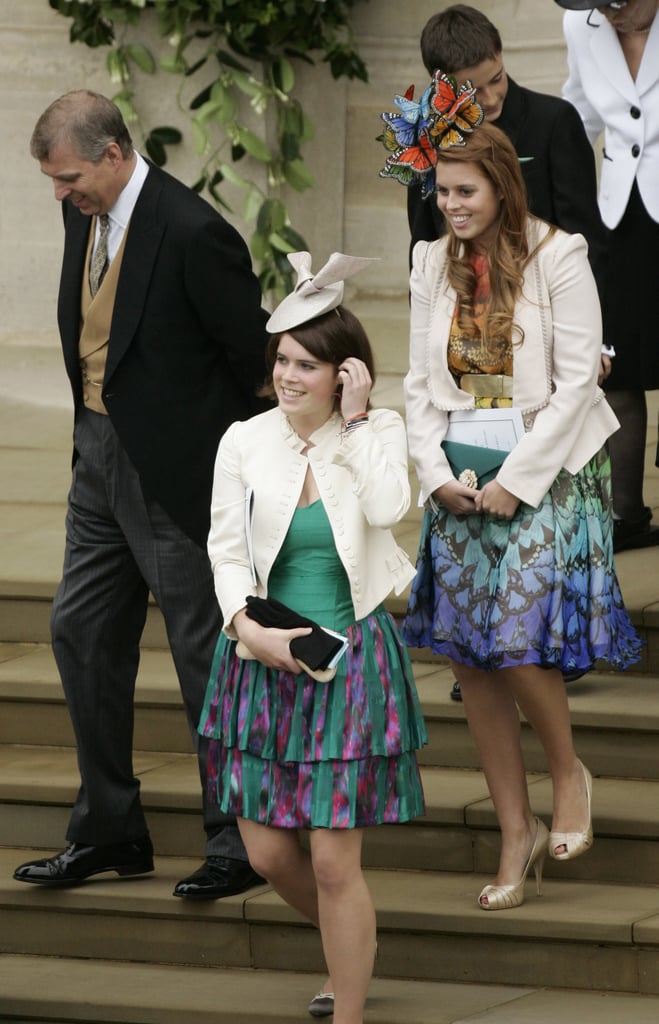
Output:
top-left (405, 221), bottom-right (620, 509)
top-left (208, 406), bottom-right (416, 636)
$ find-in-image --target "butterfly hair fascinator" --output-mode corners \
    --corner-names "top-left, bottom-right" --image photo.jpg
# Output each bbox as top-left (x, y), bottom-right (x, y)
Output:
top-left (379, 69), bottom-right (484, 199)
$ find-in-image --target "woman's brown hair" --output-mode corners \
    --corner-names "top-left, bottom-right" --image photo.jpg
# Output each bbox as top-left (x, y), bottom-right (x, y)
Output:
top-left (261, 306), bottom-right (377, 410)
top-left (434, 120), bottom-right (554, 348)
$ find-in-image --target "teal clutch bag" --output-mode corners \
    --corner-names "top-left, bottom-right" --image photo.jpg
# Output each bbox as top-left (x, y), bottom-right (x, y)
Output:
top-left (441, 439), bottom-right (508, 487)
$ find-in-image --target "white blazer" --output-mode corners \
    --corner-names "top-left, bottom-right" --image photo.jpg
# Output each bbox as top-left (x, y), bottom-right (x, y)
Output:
top-left (405, 222), bottom-right (619, 509)
top-left (562, 10), bottom-right (659, 228)
top-left (208, 406), bottom-right (416, 636)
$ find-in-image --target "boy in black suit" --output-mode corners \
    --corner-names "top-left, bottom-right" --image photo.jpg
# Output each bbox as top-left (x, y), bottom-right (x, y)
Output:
top-left (409, 6), bottom-right (607, 278)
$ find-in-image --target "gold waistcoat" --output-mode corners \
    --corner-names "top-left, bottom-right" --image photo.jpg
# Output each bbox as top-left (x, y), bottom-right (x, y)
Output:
top-left (78, 219), bottom-right (128, 414)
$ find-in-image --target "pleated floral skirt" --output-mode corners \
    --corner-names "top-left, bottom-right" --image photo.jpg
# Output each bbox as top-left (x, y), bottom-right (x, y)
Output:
top-left (402, 450), bottom-right (642, 673)
top-left (199, 501), bottom-right (427, 829)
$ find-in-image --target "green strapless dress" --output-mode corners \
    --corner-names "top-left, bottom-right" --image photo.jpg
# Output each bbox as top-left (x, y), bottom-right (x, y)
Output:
top-left (199, 500), bottom-right (427, 828)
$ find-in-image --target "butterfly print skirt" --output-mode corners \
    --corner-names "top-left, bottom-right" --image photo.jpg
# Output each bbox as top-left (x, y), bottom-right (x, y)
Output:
top-left (402, 449), bottom-right (642, 673)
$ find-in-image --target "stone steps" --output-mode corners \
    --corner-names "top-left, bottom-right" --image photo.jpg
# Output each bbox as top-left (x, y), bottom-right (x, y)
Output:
top-left (4, 954), bottom-right (659, 1024)
top-left (2, 741), bottom-right (659, 885)
top-left (2, 642), bottom-right (658, 770)
top-left (2, 847), bottom-right (659, 996)
top-left (1, 376), bottom-right (658, 1018)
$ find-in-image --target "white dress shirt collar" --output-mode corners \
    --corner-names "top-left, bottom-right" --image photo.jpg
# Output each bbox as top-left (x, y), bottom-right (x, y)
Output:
top-left (99, 151), bottom-right (149, 261)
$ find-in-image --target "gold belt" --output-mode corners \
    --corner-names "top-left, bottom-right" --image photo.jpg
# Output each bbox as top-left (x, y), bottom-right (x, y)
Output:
top-left (459, 373), bottom-right (513, 399)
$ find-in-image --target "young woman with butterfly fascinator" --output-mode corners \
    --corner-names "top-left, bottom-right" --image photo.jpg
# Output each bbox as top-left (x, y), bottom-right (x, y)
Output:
top-left (380, 70), bottom-right (641, 910)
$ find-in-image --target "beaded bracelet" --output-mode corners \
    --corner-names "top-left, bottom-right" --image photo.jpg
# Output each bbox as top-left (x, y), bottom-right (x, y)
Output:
top-left (341, 412), bottom-right (369, 433)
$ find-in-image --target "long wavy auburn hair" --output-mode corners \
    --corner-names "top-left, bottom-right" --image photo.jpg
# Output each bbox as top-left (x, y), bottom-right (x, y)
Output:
top-left (434, 121), bottom-right (554, 349)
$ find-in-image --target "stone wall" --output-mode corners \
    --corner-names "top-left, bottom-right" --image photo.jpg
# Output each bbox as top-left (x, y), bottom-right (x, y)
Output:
top-left (0, 0), bottom-right (570, 347)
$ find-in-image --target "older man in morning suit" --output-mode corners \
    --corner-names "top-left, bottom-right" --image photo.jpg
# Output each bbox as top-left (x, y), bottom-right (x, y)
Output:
top-left (14, 90), bottom-right (269, 899)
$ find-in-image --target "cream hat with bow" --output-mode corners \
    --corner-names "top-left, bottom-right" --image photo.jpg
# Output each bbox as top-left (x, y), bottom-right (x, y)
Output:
top-left (266, 251), bottom-right (376, 333)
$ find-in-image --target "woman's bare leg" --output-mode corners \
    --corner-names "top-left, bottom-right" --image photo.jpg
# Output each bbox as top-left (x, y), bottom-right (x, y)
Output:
top-left (310, 828), bottom-right (376, 1024)
top-left (237, 818), bottom-right (320, 923)
top-left (507, 665), bottom-right (590, 855)
top-left (453, 661), bottom-right (537, 887)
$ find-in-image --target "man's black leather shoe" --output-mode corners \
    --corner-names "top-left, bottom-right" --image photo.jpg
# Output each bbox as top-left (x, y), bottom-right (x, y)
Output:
top-left (613, 507), bottom-right (659, 553)
top-left (13, 835), bottom-right (154, 887)
top-left (173, 856), bottom-right (265, 900)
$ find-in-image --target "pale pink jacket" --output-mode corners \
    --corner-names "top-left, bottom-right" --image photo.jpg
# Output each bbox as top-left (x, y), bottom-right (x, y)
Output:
top-left (405, 221), bottom-right (619, 509)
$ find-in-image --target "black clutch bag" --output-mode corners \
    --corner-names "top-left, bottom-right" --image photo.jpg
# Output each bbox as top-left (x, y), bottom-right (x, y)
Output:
top-left (240, 596), bottom-right (349, 678)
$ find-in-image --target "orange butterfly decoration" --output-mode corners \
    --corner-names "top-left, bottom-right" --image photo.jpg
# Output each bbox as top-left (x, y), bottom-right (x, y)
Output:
top-left (429, 70), bottom-right (484, 149)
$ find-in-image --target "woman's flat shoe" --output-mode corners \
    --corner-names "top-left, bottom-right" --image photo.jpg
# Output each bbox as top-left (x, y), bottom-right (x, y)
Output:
top-left (549, 761), bottom-right (593, 861)
top-left (308, 940), bottom-right (375, 1014)
top-left (307, 991), bottom-right (334, 1017)
top-left (478, 817), bottom-right (549, 911)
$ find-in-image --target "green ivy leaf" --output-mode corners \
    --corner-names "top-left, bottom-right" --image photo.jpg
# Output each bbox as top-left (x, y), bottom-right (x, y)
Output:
top-left (282, 46), bottom-right (314, 67)
top-left (242, 187), bottom-right (263, 224)
top-left (280, 131), bottom-right (300, 162)
top-left (215, 48), bottom-right (251, 74)
top-left (269, 231), bottom-right (296, 254)
top-left (112, 90), bottom-right (138, 125)
top-left (250, 231), bottom-right (269, 263)
top-left (217, 161), bottom-right (249, 189)
top-left (159, 52), bottom-right (187, 74)
top-left (279, 225), bottom-right (308, 251)
top-left (209, 82), bottom-right (237, 124)
top-left (272, 56), bottom-right (295, 94)
top-left (283, 158), bottom-right (314, 192)
top-left (257, 198), bottom-right (287, 234)
top-left (150, 126), bottom-right (183, 145)
top-left (207, 180), bottom-right (233, 212)
top-left (185, 55), bottom-right (209, 78)
top-left (126, 43), bottom-right (155, 74)
top-left (145, 134), bottom-right (166, 166)
top-left (191, 120), bottom-right (208, 155)
top-left (190, 84), bottom-right (213, 110)
top-left (299, 110), bottom-right (315, 143)
top-left (193, 99), bottom-right (225, 125)
top-left (231, 71), bottom-right (264, 100)
top-left (237, 127), bottom-right (272, 163)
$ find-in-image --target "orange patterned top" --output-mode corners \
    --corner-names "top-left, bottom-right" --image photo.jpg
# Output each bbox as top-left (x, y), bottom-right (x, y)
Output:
top-left (447, 251), bottom-right (513, 408)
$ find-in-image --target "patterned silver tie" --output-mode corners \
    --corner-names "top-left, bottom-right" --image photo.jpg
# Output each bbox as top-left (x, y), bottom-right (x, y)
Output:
top-left (89, 214), bottom-right (110, 297)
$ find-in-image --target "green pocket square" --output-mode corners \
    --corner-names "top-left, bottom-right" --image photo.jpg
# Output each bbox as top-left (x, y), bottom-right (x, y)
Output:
top-left (441, 440), bottom-right (508, 486)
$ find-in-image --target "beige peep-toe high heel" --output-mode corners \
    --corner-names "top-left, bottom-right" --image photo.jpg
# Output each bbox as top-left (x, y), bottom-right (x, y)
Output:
top-left (549, 761), bottom-right (593, 861)
top-left (478, 817), bottom-right (549, 912)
